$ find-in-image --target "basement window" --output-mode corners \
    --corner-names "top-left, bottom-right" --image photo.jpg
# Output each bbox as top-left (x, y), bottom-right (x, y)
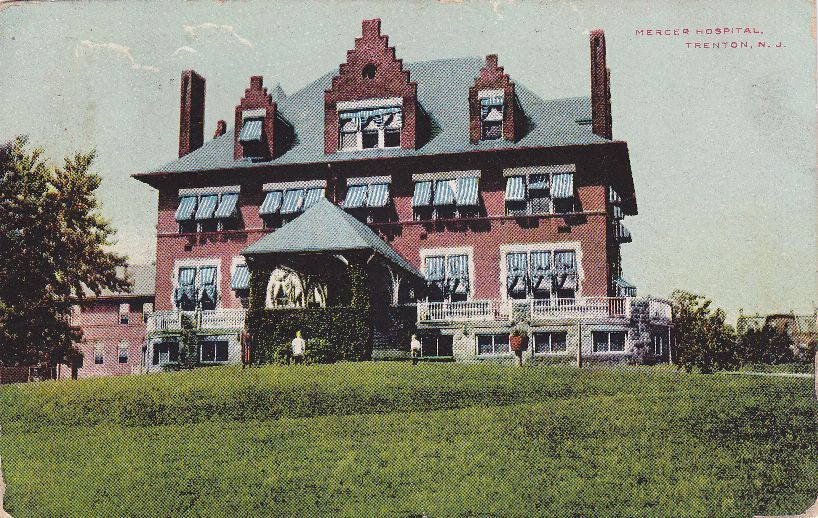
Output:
top-left (592, 331), bottom-right (626, 353)
top-left (476, 334), bottom-right (510, 355)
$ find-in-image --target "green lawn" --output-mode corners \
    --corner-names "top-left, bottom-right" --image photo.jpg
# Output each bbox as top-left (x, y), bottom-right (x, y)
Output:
top-left (0, 363), bottom-right (816, 517)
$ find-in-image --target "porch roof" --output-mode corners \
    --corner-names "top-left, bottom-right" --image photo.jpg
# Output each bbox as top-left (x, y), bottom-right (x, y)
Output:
top-left (242, 198), bottom-right (422, 279)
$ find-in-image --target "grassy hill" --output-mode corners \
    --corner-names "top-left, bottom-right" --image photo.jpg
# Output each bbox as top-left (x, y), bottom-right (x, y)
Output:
top-left (0, 363), bottom-right (816, 516)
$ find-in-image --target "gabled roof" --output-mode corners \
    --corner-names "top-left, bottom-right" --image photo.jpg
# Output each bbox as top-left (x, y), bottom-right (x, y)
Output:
top-left (242, 198), bottom-right (422, 278)
top-left (141, 57), bottom-right (607, 176)
top-left (81, 264), bottom-right (155, 299)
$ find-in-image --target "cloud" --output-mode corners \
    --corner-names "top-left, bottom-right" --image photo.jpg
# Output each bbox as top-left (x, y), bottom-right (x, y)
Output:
top-left (183, 22), bottom-right (252, 47)
top-left (173, 46), bottom-right (198, 56)
top-left (74, 40), bottom-right (159, 73)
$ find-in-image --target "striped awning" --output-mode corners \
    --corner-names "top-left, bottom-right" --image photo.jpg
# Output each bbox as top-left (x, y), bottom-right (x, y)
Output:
top-left (280, 189), bottom-right (304, 214)
top-left (425, 256), bottom-right (445, 281)
top-left (552, 173), bottom-right (574, 199)
top-left (195, 195), bottom-right (219, 220)
top-left (617, 223), bottom-right (632, 243)
top-left (412, 181), bottom-right (432, 207)
top-left (456, 177), bottom-right (479, 206)
top-left (506, 252), bottom-right (527, 292)
top-left (214, 193), bottom-right (239, 219)
top-left (505, 176), bottom-right (526, 202)
top-left (612, 205), bottom-right (624, 220)
top-left (528, 174), bottom-right (549, 191)
top-left (175, 196), bottom-right (197, 222)
top-left (259, 191), bottom-right (283, 216)
top-left (447, 255), bottom-right (469, 293)
top-left (231, 265), bottom-right (250, 290)
top-left (239, 119), bottom-right (263, 143)
top-left (554, 251), bottom-right (576, 271)
top-left (609, 186), bottom-right (621, 204)
top-left (484, 108), bottom-right (504, 122)
top-left (433, 180), bottom-right (456, 206)
top-left (480, 96), bottom-right (504, 106)
top-left (614, 277), bottom-right (637, 297)
top-left (343, 184), bottom-right (368, 209)
top-left (175, 267), bottom-right (197, 303)
top-left (530, 251), bottom-right (552, 291)
top-left (302, 188), bottom-right (324, 210)
top-left (367, 183), bottom-right (390, 208)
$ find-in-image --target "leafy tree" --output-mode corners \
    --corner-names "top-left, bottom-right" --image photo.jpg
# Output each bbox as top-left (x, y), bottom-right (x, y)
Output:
top-left (177, 314), bottom-right (200, 370)
top-left (670, 290), bottom-right (737, 373)
top-left (736, 326), bottom-right (794, 366)
top-left (0, 136), bottom-right (129, 368)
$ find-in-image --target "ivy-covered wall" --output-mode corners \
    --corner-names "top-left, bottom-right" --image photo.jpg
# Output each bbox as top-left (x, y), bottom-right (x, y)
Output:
top-left (245, 254), bottom-right (374, 364)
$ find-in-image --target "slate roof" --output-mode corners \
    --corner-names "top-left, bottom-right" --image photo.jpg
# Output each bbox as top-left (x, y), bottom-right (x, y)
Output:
top-left (144, 57), bottom-right (607, 175)
top-left (242, 198), bottom-right (421, 279)
top-left (81, 264), bottom-right (155, 298)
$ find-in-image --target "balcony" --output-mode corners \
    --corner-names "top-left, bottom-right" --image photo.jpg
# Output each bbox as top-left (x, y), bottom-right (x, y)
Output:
top-left (146, 309), bottom-right (246, 334)
top-left (416, 297), bottom-right (670, 324)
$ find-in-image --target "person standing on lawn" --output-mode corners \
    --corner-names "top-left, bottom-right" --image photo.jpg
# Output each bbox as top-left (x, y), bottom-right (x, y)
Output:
top-left (410, 334), bottom-right (421, 366)
top-left (291, 330), bottom-right (305, 365)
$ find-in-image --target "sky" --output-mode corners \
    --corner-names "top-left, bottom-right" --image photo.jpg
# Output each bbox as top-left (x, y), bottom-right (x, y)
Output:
top-left (0, 0), bottom-right (815, 321)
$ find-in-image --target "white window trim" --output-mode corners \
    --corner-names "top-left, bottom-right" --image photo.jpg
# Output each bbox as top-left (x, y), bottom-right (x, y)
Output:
top-left (179, 186), bottom-right (241, 197)
top-left (242, 108), bottom-right (267, 120)
top-left (411, 170), bottom-right (481, 182)
top-left (478, 89), bottom-right (504, 99)
top-left (503, 164), bottom-right (575, 177)
top-left (419, 247), bottom-right (475, 302)
top-left (337, 97), bottom-right (402, 111)
top-left (118, 341), bottom-right (130, 363)
top-left (263, 180), bottom-right (326, 191)
top-left (498, 242), bottom-right (584, 302)
top-left (347, 175), bottom-right (392, 185)
top-left (532, 331), bottom-right (569, 355)
top-left (171, 258), bottom-right (222, 310)
top-left (591, 329), bottom-right (630, 354)
top-left (475, 333), bottom-right (513, 356)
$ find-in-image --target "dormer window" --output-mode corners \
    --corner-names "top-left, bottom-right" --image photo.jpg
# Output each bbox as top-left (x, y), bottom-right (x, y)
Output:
top-left (238, 117), bottom-right (265, 160)
top-left (479, 90), bottom-right (504, 141)
top-left (337, 100), bottom-right (402, 151)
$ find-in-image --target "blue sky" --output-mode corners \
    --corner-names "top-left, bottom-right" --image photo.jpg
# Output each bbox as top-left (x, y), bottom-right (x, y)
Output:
top-left (0, 0), bottom-right (815, 320)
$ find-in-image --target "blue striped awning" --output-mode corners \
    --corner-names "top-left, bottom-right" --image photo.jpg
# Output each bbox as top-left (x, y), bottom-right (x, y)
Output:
top-left (528, 174), bottom-right (549, 191)
top-left (343, 184), bottom-right (368, 209)
top-left (433, 180), bottom-right (455, 206)
top-left (615, 277), bottom-right (636, 297)
top-left (480, 96), bottom-right (504, 106)
top-left (447, 255), bottom-right (469, 293)
top-left (367, 183), bottom-right (390, 208)
top-left (425, 256), bottom-right (445, 281)
top-left (612, 205), bottom-right (624, 220)
top-left (505, 176), bottom-right (526, 202)
top-left (280, 189), bottom-right (304, 214)
top-left (506, 252), bottom-right (527, 292)
top-left (214, 193), bottom-right (239, 219)
top-left (239, 119), bottom-right (263, 143)
top-left (259, 191), bottom-right (283, 215)
top-left (530, 251), bottom-right (551, 273)
top-left (231, 265), bottom-right (250, 290)
top-left (175, 196), bottom-right (197, 222)
top-left (302, 188), bottom-right (324, 210)
top-left (412, 181), bottom-right (432, 207)
top-left (554, 251), bottom-right (576, 271)
top-left (456, 177), bottom-right (479, 206)
top-left (175, 267), bottom-right (197, 303)
top-left (609, 186), bottom-right (621, 204)
top-left (195, 195), bottom-right (219, 220)
top-left (552, 173), bottom-right (574, 199)
top-left (617, 223), bottom-right (632, 243)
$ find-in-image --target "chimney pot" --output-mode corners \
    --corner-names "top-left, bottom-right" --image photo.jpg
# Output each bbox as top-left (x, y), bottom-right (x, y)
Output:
top-left (486, 54), bottom-right (498, 68)
top-left (250, 76), bottom-right (263, 89)
top-left (214, 120), bottom-right (227, 138)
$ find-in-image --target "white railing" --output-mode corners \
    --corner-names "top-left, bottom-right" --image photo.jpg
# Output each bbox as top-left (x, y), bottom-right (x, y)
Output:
top-left (648, 298), bottom-right (673, 321)
top-left (146, 309), bottom-right (246, 333)
top-left (416, 297), bottom-right (634, 323)
top-left (416, 300), bottom-right (495, 322)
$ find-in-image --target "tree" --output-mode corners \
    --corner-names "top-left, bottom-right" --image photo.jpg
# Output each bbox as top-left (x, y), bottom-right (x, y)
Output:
top-left (670, 290), bottom-right (737, 373)
top-left (735, 326), bottom-right (794, 366)
top-left (0, 136), bottom-right (129, 368)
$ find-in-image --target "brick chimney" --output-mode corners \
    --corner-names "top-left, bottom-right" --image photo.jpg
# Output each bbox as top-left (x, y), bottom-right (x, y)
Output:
top-left (179, 70), bottom-right (205, 158)
top-left (590, 30), bottom-right (612, 140)
top-left (213, 120), bottom-right (226, 138)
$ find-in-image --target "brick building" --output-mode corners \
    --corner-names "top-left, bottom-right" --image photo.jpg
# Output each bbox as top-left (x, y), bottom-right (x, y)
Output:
top-left (62, 264), bottom-right (155, 378)
top-left (132, 19), bottom-right (671, 368)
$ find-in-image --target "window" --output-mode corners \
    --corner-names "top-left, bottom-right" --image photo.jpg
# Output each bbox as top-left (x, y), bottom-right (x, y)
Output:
top-left (118, 342), bottom-right (129, 364)
top-left (338, 107), bottom-right (402, 151)
top-left (551, 173), bottom-right (575, 214)
top-left (653, 333), bottom-right (666, 356)
top-left (506, 250), bottom-right (553, 300)
top-left (411, 176), bottom-right (480, 220)
top-left (94, 344), bottom-right (104, 365)
top-left (174, 266), bottom-right (218, 311)
top-left (175, 192), bottom-right (240, 233)
top-left (477, 334), bottom-right (510, 355)
top-left (424, 253), bottom-right (470, 302)
top-left (153, 341), bottom-right (179, 366)
top-left (343, 182), bottom-right (391, 222)
top-left (533, 332), bottom-right (567, 354)
top-left (200, 340), bottom-right (229, 363)
top-left (420, 335), bottom-right (453, 357)
top-left (553, 251), bottom-right (578, 300)
top-left (504, 171), bottom-right (574, 215)
top-left (238, 118), bottom-right (265, 160)
top-left (479, 95), bottom-right (504, 140)
top-left (592, 331), bottom-right (627, 353)
top-left (118, 303), bottom-right (129, 325)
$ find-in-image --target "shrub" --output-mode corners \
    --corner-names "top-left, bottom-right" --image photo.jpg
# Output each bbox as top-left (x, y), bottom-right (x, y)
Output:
top-left (305, 338), bottom-right (336, 365)
top-left (735, 326), bottom-right (795, 366)
top-left (671, 290), bottom-right (737, 373)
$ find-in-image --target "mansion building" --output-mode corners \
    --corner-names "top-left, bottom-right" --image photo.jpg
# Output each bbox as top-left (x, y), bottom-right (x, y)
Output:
top-left (117, 19), bottom-right (672, 372)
